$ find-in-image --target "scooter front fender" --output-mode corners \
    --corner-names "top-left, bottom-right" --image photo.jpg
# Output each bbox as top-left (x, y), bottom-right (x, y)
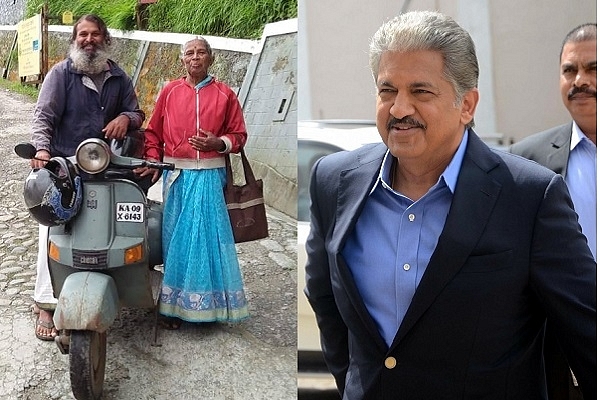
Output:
top-left (53, 272), bottom-right (119, 333)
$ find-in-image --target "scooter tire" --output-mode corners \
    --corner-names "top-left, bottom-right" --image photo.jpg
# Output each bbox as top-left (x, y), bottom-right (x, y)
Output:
top-left (69, 330), bottom-right (107, 400)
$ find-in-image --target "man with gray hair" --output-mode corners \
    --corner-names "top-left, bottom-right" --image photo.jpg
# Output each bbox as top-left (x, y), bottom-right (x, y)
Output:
top-left (304, 11), bottom-right (595, 399)
top-left (510, 23), bottom-right (596, 400)
top-left (29, 14), bottom-right (144, 341)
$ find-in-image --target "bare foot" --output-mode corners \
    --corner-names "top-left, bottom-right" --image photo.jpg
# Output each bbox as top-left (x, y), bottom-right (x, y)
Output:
top-left (35, 309), bottom-right (57, 341)
top-left (159, 316), bottom-right (183, 330)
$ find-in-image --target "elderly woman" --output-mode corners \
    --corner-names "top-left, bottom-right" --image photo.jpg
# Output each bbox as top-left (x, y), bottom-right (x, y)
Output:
top-left (137, 37), bottom-right (249, 328)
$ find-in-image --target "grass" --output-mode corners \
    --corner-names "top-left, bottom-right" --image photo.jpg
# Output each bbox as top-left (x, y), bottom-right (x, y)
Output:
top-left (25, 0), bottom-right (297, 39)
top-left (146, 0), bottom-right (296, 38)
top-left (0, 78), bottom-right (39, 101)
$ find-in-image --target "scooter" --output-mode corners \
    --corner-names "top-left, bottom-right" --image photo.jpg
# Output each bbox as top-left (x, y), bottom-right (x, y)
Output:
top-left (15, 135), bottom-right (174, 400)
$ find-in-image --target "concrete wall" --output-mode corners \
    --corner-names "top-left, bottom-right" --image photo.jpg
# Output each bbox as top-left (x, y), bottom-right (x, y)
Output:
top-left (0, 19), bottom-right (298, 218)
top-left (238, 21), bottom-right (298, 218)
top-left (299, 0), bottom-right (596, 144)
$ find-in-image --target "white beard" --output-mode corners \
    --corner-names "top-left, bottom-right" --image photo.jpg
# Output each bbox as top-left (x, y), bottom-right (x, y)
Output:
top-left (69, 42), bottom-right (110, 75)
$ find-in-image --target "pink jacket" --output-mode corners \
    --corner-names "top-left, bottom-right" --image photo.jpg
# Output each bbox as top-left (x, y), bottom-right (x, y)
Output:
top-left (144, 76), bottom-right (247, 167)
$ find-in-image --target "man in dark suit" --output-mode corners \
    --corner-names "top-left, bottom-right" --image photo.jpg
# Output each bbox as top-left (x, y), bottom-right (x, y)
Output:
top-left (510, 23), bottom-right (596, 400)
top-left (304, 11), bottom-right (596, 400)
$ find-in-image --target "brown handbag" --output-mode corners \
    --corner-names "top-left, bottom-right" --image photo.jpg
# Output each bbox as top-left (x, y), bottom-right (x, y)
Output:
top-left (224, 149), bottom-right (269, 243)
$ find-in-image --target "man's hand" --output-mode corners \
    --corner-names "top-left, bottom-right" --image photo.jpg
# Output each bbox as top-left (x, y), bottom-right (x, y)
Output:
top-left (188, 130), bottom-right (226, 152)
top-left (102, 114), bottom-right (130, 140)
top-left (30, 150), bottom-right (50, 169)
top-left (133, 158), bottom-right (161, 183)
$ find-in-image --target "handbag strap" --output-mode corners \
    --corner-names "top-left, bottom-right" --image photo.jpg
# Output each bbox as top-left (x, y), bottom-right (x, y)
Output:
top-left (225, 149), bottom-right (257, 187)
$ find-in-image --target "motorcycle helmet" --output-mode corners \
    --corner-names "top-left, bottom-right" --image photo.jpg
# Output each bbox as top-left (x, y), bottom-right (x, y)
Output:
top-left (24, 158), bottom-right (83, 226)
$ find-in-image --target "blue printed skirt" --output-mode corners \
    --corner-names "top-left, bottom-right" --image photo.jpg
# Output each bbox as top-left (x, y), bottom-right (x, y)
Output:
top-left (159, 168), bottom-right (249, 322)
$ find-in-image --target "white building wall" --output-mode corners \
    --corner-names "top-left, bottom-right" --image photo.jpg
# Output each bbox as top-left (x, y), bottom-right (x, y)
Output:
top-left (299, 0), bottom-right (596, 143)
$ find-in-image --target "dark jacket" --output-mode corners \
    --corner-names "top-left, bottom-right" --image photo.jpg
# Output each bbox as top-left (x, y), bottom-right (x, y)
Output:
top-left (510, 123), bottom-right (586, 400)
top-left (305, 129), bottom-right (596, 399)
top-left (509, 123), bottom-right (571, 176)
top-left (31, 58), bottom-right (145, 157)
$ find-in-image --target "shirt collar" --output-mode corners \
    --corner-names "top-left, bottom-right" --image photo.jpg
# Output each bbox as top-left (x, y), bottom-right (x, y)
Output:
top-left (371, 128), bottom-right (469, 195)
top-left (570, 121), bottom-right (596, 150)
top-left (195, 74), bottom-right (213, 90)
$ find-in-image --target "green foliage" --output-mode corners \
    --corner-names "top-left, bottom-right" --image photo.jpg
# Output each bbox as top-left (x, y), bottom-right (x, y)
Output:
top-left (24, 0), bottom-right (297, 39)
top-left (103, 2), bottom-right (137, 32)
top-left (25, 0), bottom-right (138, 31)
top-left (0, 78), bottom-right (40, 101)
top-left (147, 0), bottom-right (296, 38)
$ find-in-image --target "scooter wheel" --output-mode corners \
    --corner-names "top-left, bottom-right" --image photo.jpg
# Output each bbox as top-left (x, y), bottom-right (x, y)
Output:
top-left (69, 330), bottom-right (107, 400)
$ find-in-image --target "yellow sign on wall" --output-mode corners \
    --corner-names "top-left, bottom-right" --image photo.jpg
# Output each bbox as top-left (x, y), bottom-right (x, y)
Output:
top-left (17, 14), bottom-right (42, 77)
top-left (62, 11), bottom-right (73, 25)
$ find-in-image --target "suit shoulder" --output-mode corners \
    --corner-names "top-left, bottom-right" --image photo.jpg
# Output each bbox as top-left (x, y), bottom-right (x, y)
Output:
top-left (493, 148), bottom-right (560, 182)
top-left (316, 142), bottom-right (385, 174)
top-left (509, 124), bottom-right (571, 156)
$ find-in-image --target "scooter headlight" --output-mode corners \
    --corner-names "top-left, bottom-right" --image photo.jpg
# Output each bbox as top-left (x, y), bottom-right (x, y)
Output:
top-left (76, 139), bottom-right (110, 174)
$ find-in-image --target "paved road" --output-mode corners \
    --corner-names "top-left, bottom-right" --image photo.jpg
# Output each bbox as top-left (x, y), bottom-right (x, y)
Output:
top-left (0, 89), bottom-right (297, 399)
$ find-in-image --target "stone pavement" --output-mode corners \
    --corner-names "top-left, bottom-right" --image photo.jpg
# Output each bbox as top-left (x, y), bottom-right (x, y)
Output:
top-left (0, 88), bottom-right (298, 399)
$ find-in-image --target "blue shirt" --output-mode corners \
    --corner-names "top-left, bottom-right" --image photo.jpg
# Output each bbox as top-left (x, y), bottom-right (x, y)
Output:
top-left (342, 131), bottom-right (468, 347)
top-left (565, 122), bottom-right (596, 261)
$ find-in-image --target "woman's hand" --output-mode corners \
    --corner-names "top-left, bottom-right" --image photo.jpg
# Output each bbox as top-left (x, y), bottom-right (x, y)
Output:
top-left (188, 130), bottom-right (226, 152)
top-left (133, 159), bottom-right (161, 183)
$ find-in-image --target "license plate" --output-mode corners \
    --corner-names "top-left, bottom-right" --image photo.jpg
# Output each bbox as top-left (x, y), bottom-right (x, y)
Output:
top-left (116, 202), bottom-right (144, 223)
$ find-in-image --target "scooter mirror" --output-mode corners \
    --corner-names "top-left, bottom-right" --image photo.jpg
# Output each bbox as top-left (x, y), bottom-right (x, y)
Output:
top-left (14, 143), bottom-right (37, 160)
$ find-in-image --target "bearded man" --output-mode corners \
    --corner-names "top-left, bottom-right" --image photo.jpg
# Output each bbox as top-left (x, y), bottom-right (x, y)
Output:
top-left (29, 14), bottom-right (145, 341)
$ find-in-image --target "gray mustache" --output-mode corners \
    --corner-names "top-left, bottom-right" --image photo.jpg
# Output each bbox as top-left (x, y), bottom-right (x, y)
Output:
top-left (387, 117), bottom-right (426, 130)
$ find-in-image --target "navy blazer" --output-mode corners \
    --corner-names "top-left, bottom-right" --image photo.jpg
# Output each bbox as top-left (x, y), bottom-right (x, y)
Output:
top-left (304, 129), bottom-right (596, 400)
top-left (509, 122), bottom-right (586, 400)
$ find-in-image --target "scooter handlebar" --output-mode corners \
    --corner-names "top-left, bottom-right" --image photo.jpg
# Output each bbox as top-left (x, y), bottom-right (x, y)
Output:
top-left (143, 160), bottom-right (175, 171)
top-left (107, 154), bottom-right (175, 171)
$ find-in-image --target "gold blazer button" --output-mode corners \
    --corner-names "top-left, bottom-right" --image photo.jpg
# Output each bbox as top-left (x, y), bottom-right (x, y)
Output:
top-left (384, 356), bottom-right (397, 369)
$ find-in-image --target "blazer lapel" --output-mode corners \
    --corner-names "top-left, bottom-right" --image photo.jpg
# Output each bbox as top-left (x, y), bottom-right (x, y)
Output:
top-left (543, 124), bottom-right (571, 176)
top-left (331, 143), bottom-right (386, 250)
top-left (331, 143), bottom-right (389, 349)
top-left (391, 131), bottom-right (502, 348)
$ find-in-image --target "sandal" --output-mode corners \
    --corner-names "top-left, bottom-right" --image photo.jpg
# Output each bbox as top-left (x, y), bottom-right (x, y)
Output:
top-left (159, 316), bottom-right (183, 330)
top-left (35, 310), bottom-right (57, 341)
